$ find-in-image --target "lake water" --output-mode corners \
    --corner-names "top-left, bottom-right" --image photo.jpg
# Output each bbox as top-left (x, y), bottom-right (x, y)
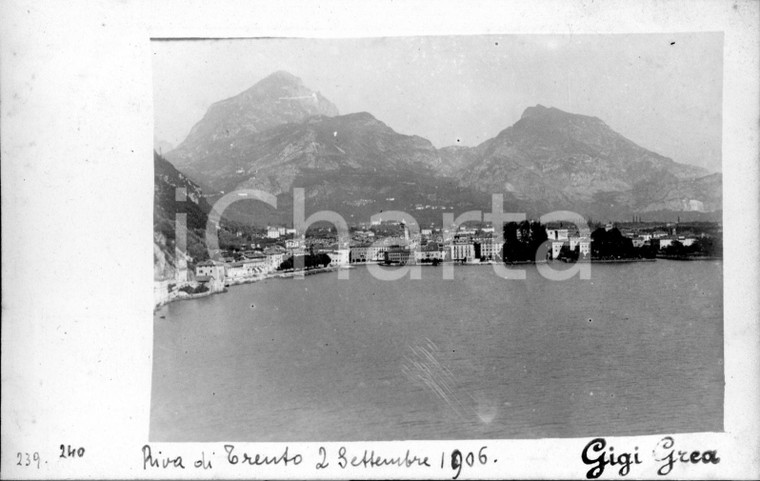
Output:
top-left (150, 260), bottom-right (723, 441)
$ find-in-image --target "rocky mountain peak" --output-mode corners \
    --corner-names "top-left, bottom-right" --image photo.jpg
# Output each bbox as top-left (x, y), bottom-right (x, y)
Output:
top-left (228, 70), bottom-right (338, 116)
top-left (240, 70), bottom-right (307, 99)
top-left (520, 104), bottom-right (550, 118)
top-left (340, 111), bottom-right (385, 126)
top-left (519, 104), bottom-right (604, 126)
top-left (260, 69), bottom-right (302, 84)
top-left (168, 71), bottom-right (340, 172)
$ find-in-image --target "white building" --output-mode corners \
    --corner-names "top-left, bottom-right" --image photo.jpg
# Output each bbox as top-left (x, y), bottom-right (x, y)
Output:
top-left (415, 243), bottom-right (446, 262)
top-left (264, 247), bottom-right (286, 271)
top-left (226, 257), bottom-right (268, 279)
top-left (549, 240), bottom-right (564, 259)
top-left (658, 238), bottom-right (676, 249)
top-left (450, 242), bottom-right (475, 262)
top-left (546, 228), bottom-right (569, 241)
top-left (367, 245), bottom-right (389, 262)
top-left (477, 239), bottom-right (502, 260)
top-left (579, 239), bottom-right (591, 256)
top-left (568, 237), bottom-right (591, 257)
top-left (327, 249), bottom-right (350, 266)
top-left (266, 227), bottom-right (280, 239)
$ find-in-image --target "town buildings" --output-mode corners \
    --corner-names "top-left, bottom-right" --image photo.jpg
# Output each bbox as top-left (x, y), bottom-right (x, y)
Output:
top-left (449, 241), bottom-right (475, 262)
top-left (414, 242), bottom-right (446, 263)
top-left (385, 247), bottom-right (412, 265)
top-left (195, 260), bottom-right (227, 292)
top-left (475, 239), bottom-right (502, 261)
top-left (171, 219), bottom-right (719, 306)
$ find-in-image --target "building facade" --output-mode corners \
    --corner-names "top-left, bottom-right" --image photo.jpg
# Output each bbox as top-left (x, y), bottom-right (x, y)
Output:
top-left (450, 242), bottom-right (475, 262)
top-left (476, 239), bottom-right (502, 260)
top-left (546, 228), bottom-right (569, 241)
top-left (385, 247), bottom-right (412, 265)
top-left (195, 260), bottom-right (226, 292)
top-left (328, 249), bottom-right (350, 266)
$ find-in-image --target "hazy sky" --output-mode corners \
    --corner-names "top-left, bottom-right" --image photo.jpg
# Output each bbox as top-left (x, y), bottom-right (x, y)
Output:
top-left (153, 34), bottom-right (723, 172)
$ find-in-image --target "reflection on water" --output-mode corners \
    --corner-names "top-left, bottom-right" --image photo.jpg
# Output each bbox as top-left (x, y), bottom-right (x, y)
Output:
top-left (150, 260), bottom-right (723, 441)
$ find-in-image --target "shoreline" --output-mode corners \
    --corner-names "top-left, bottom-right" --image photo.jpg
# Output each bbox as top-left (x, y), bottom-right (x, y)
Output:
top-left (587, 258), bottom-right (657, 263)
top-left (154, 255), bottom-right (720, 311)
top-left (155, 265), bottom-right (342, 311)
top-left (505, 258), bottom-right (656, 264)
top-left (154, 285), bottom-right (222, 311)
top-left (656, 255), bottom-right (723, 261)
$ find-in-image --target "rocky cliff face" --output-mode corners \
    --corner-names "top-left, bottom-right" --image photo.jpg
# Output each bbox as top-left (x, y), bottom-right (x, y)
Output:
top-left (154, 151), bottom-right (211, 280)
top-left (201, 111), bottom-right (441, 194)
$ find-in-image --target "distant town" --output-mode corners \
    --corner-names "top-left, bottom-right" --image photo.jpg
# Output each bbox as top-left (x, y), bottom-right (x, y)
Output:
top-left (154, 217), bottom-right (722, 308)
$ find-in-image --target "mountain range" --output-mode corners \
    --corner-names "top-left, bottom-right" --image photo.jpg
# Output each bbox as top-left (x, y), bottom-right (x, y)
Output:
top-left (161, 71), bottom-right (721, 224)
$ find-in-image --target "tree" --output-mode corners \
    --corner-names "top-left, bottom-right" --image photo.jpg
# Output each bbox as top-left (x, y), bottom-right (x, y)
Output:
top-left (636, 243), bottom-right (657, 259)
top-left (558, 244), bottom-right (579, 261)
top-left (528, 221), bottom-right (549, 259)
top-left (278, 253), bottom-right (331, 271)
top-left (591, 227), bottom-right (635, 259)
top-left (663, 240), bottom-right (685, 256)
top-left (695, 237), bottom-right (722, 257)
top-left (502, 220), bottom-right (549, 262)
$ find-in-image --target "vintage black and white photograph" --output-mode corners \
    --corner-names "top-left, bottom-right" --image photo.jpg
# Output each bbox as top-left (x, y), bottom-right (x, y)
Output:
top-left (5, 0), bottom-right (760, 478)
top-left (150, 34), bottom-right (724, 443)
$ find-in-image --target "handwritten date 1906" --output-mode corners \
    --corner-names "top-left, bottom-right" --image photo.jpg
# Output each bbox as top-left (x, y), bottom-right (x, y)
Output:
top-left (314, 445), bottom-right (492, 479)
top-left (442, 446), bottom-right (492, 480)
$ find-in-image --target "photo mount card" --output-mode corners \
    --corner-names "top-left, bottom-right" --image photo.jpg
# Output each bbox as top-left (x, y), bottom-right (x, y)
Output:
top-left (1, 1), bottom-right (758, 479)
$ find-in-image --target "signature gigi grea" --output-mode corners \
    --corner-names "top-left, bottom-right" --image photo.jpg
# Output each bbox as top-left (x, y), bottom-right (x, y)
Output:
top-left (174, 187), bottom-right (591, 282)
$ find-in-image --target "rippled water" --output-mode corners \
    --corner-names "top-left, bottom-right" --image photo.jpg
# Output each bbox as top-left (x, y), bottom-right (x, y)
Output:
top-left (150, 260), bottom-right (723, 441)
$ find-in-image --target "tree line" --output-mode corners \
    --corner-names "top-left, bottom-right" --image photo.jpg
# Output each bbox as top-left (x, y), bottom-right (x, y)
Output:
top-left (501, 221), bottom-right (722, 262)
top-left (277, 253), bottom-right (332, 271)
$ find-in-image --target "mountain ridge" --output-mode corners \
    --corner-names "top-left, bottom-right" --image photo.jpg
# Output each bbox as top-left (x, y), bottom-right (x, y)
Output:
top-left (447, 104), bottom-right (711, 206)
top-left (162, 71), bottom-right (720, 222)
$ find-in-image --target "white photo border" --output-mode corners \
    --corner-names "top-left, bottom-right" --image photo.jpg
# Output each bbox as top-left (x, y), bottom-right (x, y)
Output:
top-left (1, 0), bottom-right (758, 479)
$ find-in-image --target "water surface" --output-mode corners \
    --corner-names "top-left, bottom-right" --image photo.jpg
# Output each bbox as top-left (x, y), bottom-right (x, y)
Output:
top-left (151, 260), bottom-right (723, 441)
